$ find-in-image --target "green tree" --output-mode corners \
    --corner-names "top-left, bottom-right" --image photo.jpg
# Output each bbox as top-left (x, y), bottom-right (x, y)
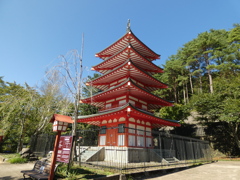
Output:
top-left (0, 75), bottom-right (71, 152)
top-left (190, 75), bottom-right (240, 155)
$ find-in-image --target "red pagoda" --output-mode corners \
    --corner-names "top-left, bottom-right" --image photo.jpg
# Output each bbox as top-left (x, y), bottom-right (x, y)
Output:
top-left (78, 23), bottom-right (180, 161)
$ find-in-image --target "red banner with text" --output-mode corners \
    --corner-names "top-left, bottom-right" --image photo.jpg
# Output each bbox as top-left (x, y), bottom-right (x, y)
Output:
top-left (56, 136), bottom-right (73, 163)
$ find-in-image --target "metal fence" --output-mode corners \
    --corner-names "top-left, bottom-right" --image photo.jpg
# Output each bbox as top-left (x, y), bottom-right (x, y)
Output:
top-left (29, 134), bottom-right (55, 157)
top-left (30, 127), bottom-right (212, 174)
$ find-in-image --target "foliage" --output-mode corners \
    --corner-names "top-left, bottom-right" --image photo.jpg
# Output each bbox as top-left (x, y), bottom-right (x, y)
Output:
top-left (158, 104), bottom-right (190, 123)
top-left (55, 163), bottom-right (113, 180)
top-left (8, 156), bottom-right (28, 164)
top-left (2, 153), bottom-right (28, 164)
top-left (0, 75), bottom-right (71, 152)
top-left (189, 75), bottom-right (240, 155)
top-left (154, 24), bottom-right (240, 156)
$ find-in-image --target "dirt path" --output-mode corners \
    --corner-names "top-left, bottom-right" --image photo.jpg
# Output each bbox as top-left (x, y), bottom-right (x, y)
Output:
top-left (141, 161), bottom-right (240, 180)
top-left (0, 162), bottom-right (34, 180)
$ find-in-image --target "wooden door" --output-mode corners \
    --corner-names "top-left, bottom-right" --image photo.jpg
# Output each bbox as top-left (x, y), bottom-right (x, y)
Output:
top-left (106, 127), bottom-right (117, 146)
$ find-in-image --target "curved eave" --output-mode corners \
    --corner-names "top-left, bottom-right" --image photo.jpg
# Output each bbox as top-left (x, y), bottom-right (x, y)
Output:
top-left (77, 103), bottom-right (130, 126)
top-left (129, 104), bottom-right (180, 127)
top-left (95, 30), bottom-right (160, 61)
top-left (89, 60), bottom-right (168, 91)
top-left (93, 45), bottom-right (163, 75)
top-left (81, 78), bottom-right (173, 109)
top-left (77, 103), bottom-right (180, 127)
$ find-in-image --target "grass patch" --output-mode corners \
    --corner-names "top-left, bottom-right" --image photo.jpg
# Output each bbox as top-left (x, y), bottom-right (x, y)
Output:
top-left (0, 153), bottom-right (18, 159)
top-left (0, 153), bottom-right (28, 164)
top-left (217, 158), bottom-right (240, 161)
top-left (8, 156), bottom-right (28, 164)
top-left (56, 164), bottom-right (114, 180)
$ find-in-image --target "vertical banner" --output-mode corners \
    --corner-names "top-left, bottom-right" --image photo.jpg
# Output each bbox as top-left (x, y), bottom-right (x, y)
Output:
top-left (56, 136), bottom-right (73, 163)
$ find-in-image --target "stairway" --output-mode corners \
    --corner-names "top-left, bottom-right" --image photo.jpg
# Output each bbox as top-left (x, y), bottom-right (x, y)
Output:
top-left (162, 157), bottom-right (179, 164)
top-left (80, 147), bottom-right (104, 162)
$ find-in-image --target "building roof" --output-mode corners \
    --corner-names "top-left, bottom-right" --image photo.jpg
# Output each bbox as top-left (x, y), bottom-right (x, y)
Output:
top-left (77, 103), bottom-right (180, 127)
top-left (50, 114), bottom-right (73, 123)
top-left (95, 30), bottom-right (160, 61)
top-left (93, 44), bottom-right (163, 75)
top-left (81, 78), bottom-right (173, 109)
top-left (89, 59), bottom-right (168, 92)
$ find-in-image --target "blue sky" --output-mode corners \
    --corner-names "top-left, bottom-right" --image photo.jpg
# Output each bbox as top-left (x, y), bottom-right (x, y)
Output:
top-left (0, 0), bottom-right (239, 87)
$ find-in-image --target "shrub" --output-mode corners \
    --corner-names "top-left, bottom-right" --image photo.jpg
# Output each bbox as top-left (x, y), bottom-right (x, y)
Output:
top-left (6, 154), bottom-right (28, 164)
top-left (8, 157), bottom-right (28, 164)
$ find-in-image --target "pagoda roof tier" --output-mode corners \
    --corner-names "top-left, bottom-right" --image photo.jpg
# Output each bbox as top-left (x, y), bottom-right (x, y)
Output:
top-left (95, 30), bottom-right (160, 61)
top-left (88, 60), bottom-right (168, 92)
top-left (77, 103), bottom-right (180, 127)
top-left (93, 44), bottom-right (163, 75)
top-left (81, 78), bottom-right (173, 109)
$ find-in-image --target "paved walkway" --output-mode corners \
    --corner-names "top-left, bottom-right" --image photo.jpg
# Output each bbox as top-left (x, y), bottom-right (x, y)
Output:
top-left (141, 161), bottom-right (240, 180)
top-left (0, 161), bottom-right (239, 180)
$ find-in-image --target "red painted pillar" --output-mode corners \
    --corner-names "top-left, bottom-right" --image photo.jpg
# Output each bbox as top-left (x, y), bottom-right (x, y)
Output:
top-left (49, 131), bottom-right (61, 180)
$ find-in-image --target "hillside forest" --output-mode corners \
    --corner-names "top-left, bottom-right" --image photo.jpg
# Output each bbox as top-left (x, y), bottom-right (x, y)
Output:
top-left (0, 24), bottom-right (239, 156)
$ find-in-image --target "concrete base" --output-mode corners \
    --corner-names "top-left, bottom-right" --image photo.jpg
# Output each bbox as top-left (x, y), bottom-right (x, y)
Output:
top-left (104, 146), bottom-right (161, 163)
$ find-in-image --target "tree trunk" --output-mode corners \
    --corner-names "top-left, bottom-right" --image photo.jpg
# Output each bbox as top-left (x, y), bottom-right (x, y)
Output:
top-left (17, 118), bottom-right (24, 153)
top-left (186, 82), bottom-right (189, 103)
top-left (199, 76), bottom-right (203, 94)
top-left (208, 69), bottom-right (214, 94)
top-left (204, 53), bottom-right (214, 94)
top-left (183, 83), bottom-right (186, 105)
top-left (189, 73), bottom-right (194, 94)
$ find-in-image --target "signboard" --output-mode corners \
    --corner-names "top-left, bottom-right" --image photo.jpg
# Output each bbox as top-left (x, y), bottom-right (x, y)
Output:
top-left (56, 136), bottom-right (73, 163)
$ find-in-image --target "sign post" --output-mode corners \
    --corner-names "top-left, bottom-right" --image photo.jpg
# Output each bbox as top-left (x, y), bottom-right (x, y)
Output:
top-left (49, 131), bottom-right (61, 180)
top-left (49, 114), bottom-right (73, 180)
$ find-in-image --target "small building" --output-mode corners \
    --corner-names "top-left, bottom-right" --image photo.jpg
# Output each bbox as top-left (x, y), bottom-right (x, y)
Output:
top-left (78, 23), bottom-right (180, 162)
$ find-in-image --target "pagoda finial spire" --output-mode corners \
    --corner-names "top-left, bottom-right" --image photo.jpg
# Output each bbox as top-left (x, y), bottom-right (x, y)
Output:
top-left (126, 19), bottom-right (131, 32)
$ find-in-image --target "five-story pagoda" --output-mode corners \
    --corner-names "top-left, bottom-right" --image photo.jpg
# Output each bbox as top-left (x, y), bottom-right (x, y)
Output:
top-left (78, 23), bottom-right (180, 161)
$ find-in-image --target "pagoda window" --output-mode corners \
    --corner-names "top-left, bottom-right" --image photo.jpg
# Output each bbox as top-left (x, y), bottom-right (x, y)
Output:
top-left (146, 127), bottom-right (151, 136)
top-left (118, 123), bottom-right (125, 133)
top-left (128, 123), bottom-right (135, 134)
top-left (106, 103), bottom-right (112, 109)
top-left (137, 125), bottom-right (145, 135)
top-left (142, 104), bottom-right (147, 110)
top-left (146, 137), bottom-right (152, 147)
top-left (129, 100), bottom-right (135, 106)
top-left (128, 135), bottom-right (136, 146)
top-left (100, 126), bottom-right (107, 134)
top-left (119, 99), bottom-right (126, 106)
top-left (118, 135), bottom-right (125, 146)
top-left (137, 136), bottom-right (145, 147)
top-left (99, 136), bottom-right (106, 146)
